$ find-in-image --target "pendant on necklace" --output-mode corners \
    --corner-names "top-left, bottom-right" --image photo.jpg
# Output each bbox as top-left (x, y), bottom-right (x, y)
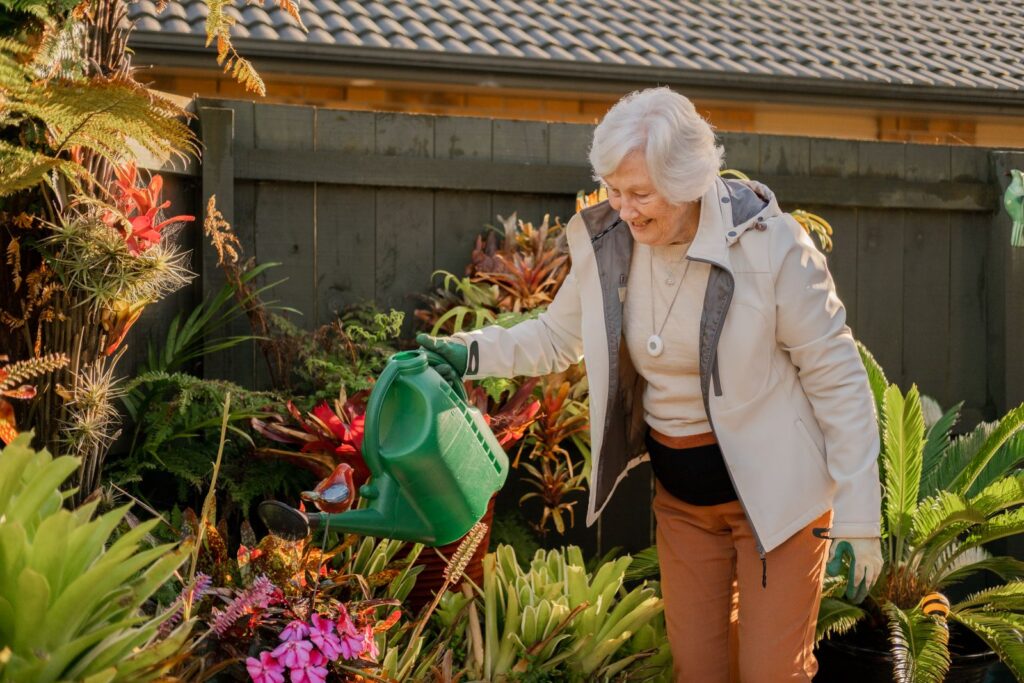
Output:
top-left (647, 334), bottom-right (665, 357)
top-left (665, 278), bottom-right (675, 285)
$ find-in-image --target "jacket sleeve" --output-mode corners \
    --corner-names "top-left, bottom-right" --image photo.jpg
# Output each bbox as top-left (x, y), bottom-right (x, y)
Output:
top-left (772, 215), bottom-right (882, 539)
top-left (451, 266), bottom-right (584, 379)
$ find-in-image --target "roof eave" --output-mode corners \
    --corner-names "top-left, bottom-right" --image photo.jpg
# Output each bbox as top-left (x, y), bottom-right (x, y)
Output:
top-left (129, 32), bottom-right (1024, 116)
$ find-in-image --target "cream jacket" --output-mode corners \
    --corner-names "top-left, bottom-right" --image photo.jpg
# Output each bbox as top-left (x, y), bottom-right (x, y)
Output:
top-left (454, 177), bottom-right (881, 552)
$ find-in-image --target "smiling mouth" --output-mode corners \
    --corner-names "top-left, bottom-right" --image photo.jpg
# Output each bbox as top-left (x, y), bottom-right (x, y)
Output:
top-left (630, 219), bottom-right (652, 229)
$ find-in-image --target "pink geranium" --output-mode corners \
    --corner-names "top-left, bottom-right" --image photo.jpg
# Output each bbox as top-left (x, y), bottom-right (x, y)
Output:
top-left (308, 613), bottom-right (343, 660)
top-left (272, 638), bottom-right (314, 669)
top-left (335, 604), bottom-right (357, 636)
top-left (246, 651), bottom-right (285, 683)
top-left (289, 663), bottom-right (328, 683)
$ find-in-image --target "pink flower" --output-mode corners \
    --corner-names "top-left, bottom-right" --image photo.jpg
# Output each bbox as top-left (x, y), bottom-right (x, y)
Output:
top-left (289, 664), bottom-right (328, 683)
top-left (308, 648), bottom-right (327, 667)
top-left (308, 614), bottom-right (342, 660)
top-left (280, 620), bottom-right (309, 642)
top-left (337, 627), bottom-right (365, 660)
top-left (272, 639), bottom-right (313, 669)
top-left (335, 604), bottom-right (357, 636)
top-left (246, 651), bottom-right (285, 683)
top-left (361, 625), bottom-right (380, 662)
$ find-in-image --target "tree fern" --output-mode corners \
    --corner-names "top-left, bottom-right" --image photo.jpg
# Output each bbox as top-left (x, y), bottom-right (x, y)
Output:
top-left (883, 384), bottom-right (926, 562)
top-left (885, 603), bottom-right (951, 683)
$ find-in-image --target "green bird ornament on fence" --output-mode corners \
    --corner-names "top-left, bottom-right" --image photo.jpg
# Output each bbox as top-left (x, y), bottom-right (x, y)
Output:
top-left (1005, 168), bottom-right (1024, 247)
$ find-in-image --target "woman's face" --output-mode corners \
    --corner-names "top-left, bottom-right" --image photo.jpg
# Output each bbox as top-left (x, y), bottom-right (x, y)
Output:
top-left (603, 151), bottom-right (698, 246)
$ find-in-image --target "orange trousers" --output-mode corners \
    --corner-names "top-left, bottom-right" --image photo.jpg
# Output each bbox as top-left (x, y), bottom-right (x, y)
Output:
top-left (653, 481), bottom-right (832, 682)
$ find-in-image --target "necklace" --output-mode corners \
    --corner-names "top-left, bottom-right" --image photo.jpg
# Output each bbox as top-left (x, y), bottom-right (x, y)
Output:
top-left (647, 246), bottom-right (691, 357)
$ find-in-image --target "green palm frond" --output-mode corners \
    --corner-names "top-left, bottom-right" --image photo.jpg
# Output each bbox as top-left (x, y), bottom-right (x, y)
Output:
top-left (918, 402), bottom-right (962, 500)
top-left (952, 611), bottom-right (1024, 680)
top-left (625, 546), bottom-right (660, 583)
top-left (948, 403), bottom-right (1024, 496)
top-left (970, 472), bottom-right (1024, 518)
top-left (954, 580), bottom-right (1024, 611)
top-left (857, 341), bottom-right (888, 430)
top-left (959, 507), bottom-right (1024, 556)
top-left (938, 548), bottom-right (1024, 587)
top-left (816, 597), bottom-right (867, 644)
top-left (967, 428), bottom-right (1024, 499)
top-left (911, 491), bottom-right (981, 548)
top-left (884, 603), bottom-right (951, 683)
top-left (882, 384), bottom-right (926, 561)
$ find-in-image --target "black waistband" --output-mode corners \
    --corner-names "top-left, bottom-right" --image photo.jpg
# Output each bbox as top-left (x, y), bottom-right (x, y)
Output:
top-left (646, 429), bottom-right (738, 506)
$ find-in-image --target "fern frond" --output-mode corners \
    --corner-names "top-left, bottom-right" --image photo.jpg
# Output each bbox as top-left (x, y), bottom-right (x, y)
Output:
top-left (0, 140), bottom-right (84, 197)
top-left (0, 352), bottom-right (68, 390)
top-left (884, 603), bottom-right (951, 683)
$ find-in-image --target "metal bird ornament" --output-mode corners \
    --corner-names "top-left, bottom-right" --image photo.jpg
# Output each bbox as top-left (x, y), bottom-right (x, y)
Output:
top-left (1004, 169), bottom-right (1024, 247)
top-left (300, 462), bottom-right (356, 513)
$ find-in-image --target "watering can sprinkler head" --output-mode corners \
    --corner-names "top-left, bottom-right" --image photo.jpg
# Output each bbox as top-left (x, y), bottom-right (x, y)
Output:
top-left (258, 500), bottom-right (315, 541)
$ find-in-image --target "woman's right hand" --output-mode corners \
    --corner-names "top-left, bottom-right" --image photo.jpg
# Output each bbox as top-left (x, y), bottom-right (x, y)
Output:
top-left (415, 333), bottom-right (468, 393)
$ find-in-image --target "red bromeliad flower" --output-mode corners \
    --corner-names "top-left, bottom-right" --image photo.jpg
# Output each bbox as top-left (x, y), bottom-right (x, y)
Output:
top-left (252, 391), bottom-right (371, 489)
top-left (105, 161), bottom-right (194, 255)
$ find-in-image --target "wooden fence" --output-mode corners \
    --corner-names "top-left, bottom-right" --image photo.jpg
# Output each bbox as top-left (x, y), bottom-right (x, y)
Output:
top-left (139, 98), bottom-right (1023, 557)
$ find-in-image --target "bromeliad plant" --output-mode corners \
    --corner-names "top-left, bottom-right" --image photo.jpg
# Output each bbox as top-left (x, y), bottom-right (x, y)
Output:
top-left (816, 344), bottom-right (1024, 681)
top-left (447, 543), bottom-right (671, 682)
top-left (0, 433), bottom-right (192, 682)
top-left (416, 213), bottom-right (591, 535)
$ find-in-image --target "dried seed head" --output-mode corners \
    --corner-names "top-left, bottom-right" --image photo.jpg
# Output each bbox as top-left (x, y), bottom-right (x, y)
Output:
top-left (444, 521), bottom-right (488, 584)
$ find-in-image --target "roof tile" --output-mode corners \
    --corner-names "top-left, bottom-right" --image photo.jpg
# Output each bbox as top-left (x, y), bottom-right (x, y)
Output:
top-left (127, 0), bottom-right (1024, 94)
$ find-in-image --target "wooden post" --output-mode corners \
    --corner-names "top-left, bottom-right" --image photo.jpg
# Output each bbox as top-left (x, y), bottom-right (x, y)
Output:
top-left (990, 151), bottom-right (1024, 415)
top-left (197, 106), bottom-right (236, 381)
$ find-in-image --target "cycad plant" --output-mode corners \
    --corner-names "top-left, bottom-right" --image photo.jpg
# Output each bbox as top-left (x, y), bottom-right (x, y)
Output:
top-left (817, 344), bottom-right (1024, 682)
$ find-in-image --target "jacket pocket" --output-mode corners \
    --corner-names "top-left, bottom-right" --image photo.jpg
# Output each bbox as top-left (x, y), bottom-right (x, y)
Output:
top-left (795, 418), bottom-right (829, 477)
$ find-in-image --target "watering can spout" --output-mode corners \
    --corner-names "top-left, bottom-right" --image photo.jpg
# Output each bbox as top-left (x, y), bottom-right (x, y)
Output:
top-left (262, 349), bottom-right (508, 547)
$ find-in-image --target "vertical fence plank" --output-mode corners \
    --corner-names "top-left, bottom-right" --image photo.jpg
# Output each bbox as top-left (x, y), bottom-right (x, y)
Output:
top-left (548, 122), bottom-right (594, 166)
top-left (433, 116), bottom-right (493, 295)
top-left (810, 139), bottom-right (859, 177)
top-left (375, 113), bottom-right (435, 334)
top-left (857, 210), bottom-right (905, 383)
top-left (316, 111), bottom-right (377, 324)
top-left (949, 211), bottom-right (989, 427)
top-left (902, 211), bottom-right (951, 404)
top-left (376, 190), bottom-right (434, 334)
top-left (992, 151), bottom-right (1024, 414)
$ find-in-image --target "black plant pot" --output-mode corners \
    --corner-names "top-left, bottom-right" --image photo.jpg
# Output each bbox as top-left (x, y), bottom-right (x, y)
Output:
top-left (814, 625), bottom-right (1000, 683)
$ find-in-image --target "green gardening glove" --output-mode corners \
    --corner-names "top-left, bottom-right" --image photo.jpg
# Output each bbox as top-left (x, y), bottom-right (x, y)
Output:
top-left (826, 540), bottom-right (870, 604)
top-left (416, 333), bottom-right (468, 398)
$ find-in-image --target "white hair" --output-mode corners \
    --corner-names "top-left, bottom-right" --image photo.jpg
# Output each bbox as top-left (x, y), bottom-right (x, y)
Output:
top-left (589, 87), bottom-right (725, 204)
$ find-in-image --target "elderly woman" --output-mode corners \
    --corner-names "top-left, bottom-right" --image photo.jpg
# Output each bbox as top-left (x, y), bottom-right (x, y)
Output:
top-left (419, 87), bottom-right (883, 681)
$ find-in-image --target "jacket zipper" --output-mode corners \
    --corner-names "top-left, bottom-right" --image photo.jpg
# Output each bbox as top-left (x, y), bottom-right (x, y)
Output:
top-left (688, 255), bottom-right (768, 588)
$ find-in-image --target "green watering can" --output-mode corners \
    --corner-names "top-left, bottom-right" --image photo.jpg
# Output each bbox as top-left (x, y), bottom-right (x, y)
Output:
top-left (259, 350), bottom-right (508, 546)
